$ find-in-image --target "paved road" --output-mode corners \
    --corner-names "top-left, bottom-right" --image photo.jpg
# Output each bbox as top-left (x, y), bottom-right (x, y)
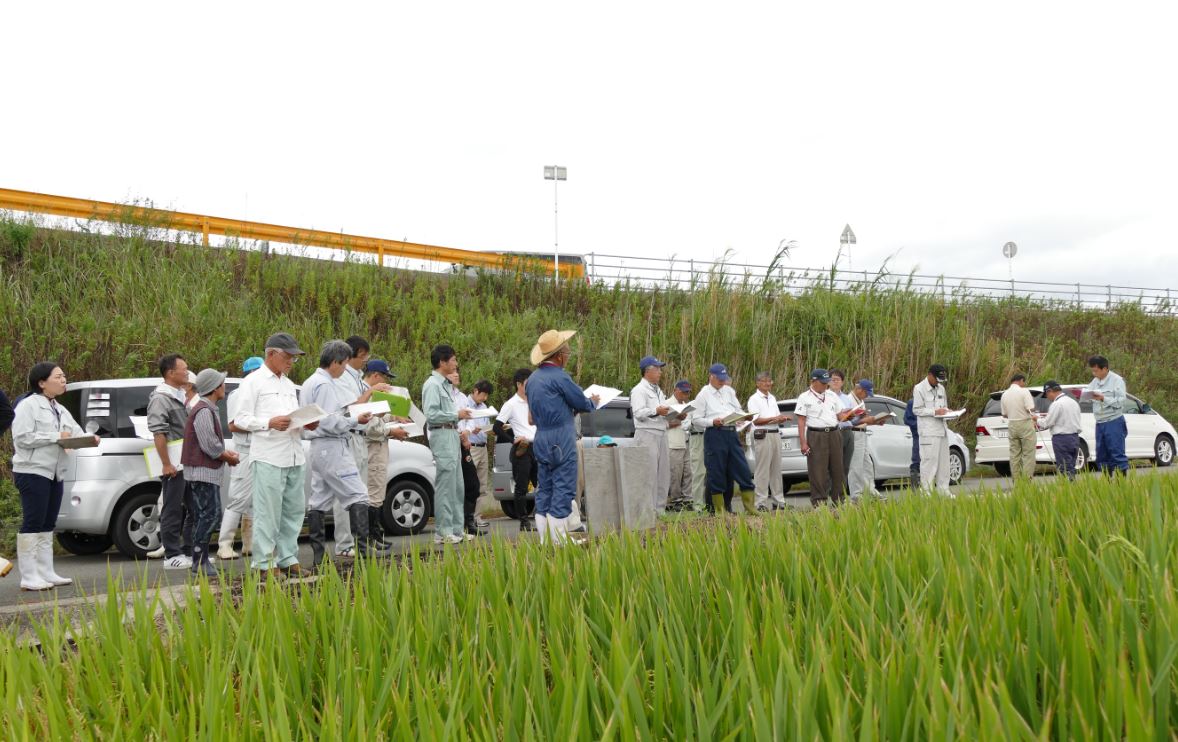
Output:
top-left (2, 466), bottom-right (1169, 611)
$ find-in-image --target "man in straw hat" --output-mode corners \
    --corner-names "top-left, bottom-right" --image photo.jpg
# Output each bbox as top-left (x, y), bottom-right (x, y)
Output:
top-left (526, 330), bottom-right (599, 544)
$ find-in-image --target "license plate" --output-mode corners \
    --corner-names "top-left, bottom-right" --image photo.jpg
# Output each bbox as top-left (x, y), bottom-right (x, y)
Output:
top-left (782, 440), bottom-right (794, 451)
top-left (994, 430), bottom-right (1008, 439)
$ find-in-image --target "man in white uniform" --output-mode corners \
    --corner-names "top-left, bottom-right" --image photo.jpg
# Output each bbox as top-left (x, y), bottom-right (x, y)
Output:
top-left (630, 355), bottom-right (672, 513)
top-left (912, 363), bottom-right (953, 495)
top-left (747, 372), bottom-right (786, 511)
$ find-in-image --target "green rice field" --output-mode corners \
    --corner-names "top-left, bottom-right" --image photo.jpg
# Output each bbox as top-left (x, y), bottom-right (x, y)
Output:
top-left (3, 472), bottom-right (1177, 739)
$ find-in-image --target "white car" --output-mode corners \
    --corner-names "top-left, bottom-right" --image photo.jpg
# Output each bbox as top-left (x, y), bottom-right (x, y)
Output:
top-left (751, 394), bottom-right (970, 491)
top-left (973, 384), bottom-right (1177, 475)
top-left (52, 377), bottom-right (437, 558)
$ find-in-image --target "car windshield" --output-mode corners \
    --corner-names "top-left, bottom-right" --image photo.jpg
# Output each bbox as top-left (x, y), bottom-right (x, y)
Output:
top-left (581, 405), bottom-right (634, 438)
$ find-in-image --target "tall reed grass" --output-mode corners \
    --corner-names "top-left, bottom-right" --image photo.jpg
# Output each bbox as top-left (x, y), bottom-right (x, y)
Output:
top-left (2, 472), bottom-right (1176, 738)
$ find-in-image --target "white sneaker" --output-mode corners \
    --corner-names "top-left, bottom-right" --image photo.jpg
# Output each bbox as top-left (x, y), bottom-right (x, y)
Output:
top-left (217, 544), bottom-right (240, 560)
top-left (473, 514), bottom-right (489, 528)
top-left (163, 555), bottom-right (192, 570)
top-left (444, 534), bottom-right (466, 545)
top-left (432, 534), bottom-right (446, 545)
top-left (146, 546), bottom-right (165, 559)
top-left (462, 532), bottom-right (476, 541)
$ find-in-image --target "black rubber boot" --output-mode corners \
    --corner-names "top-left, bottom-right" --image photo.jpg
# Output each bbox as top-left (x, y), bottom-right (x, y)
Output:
top-left (368, 505), bottom-right (388, 547)
top-left (350, 503), bottom-right (390, 558)
top-left (307, 510), bottom-right (328, 567)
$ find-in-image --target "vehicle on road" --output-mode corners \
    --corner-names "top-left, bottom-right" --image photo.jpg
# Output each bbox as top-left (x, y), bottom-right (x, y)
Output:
top-left (53, 378), bottom-right (436, 558)
top-left (973, 384), bottom-right (1176, 475)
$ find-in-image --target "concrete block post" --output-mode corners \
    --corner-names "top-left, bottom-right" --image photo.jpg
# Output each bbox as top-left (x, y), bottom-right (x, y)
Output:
top-left (583, 446), bottom-right (656, 534)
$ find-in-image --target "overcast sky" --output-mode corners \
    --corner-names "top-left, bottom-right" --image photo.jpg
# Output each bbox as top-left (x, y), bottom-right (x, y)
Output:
top-left (4, 2), bottom-right (1176, 291)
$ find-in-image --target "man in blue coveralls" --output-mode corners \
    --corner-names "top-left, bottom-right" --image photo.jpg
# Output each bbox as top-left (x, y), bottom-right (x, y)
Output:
top-left (525, 329), bottom-right (599, 544)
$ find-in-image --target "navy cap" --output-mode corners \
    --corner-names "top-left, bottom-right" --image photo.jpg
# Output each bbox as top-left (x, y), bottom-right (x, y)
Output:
top-left (639, 355), bottom-right (667, 371)
top-left (265, 332), bottom-right (306, 355)
top-left (241, 356), bottom-right (263, 373)
top-left (708, 363), bottom-right (731, 382)
top-left (929, 363), bottom-right (948, 381)
top-left (674, 379), bottom-right (693, 392)
top-left (856, 378), bottom-right (874, 396)
top-left (364, 358), bottom-right (395, 378)
top-left (1043, 380), bottom-right (1062, 392)
top-left (810, 368), bottom-right (831, 383)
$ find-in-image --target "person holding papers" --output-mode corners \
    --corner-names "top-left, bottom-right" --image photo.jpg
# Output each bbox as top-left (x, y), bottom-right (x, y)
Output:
top-left (630, 355), bottom-right (673, 513)
top-left (1000, 373), bottom-right (1038, 481)
top-left (447, 370), bottom-right (485, 538)
top-left (847, 379), bottom-right (886, 500)
top-left (830, 370), bottom-right (858, 494)
top-left (0, 387), bottom-right (13, 579)
top-left (422, 345), bottom-right (475, 545)
top-left (667, 380), bottom-right (695, 510)
top-left (691, 363), bottom-right (757, 515)
top-left (747, 371), bottom-right (787, 511)
top-left (1038, 380), bottom-right (1083, 481)
top-left (496, 368), bottom-right (538, 532)
top-left (11, 362), bottom-right (96, 591)
top-left (464, 379), bottom-right (495, 530)
top-left (148, 353), bottom-right (196, 571)
top-left (912, 363), bottom-right (954, 495)
top-left (232, 333), bottom-right (316, 577)
top-left (524, 329), bottom-right (597, 543)
top-left (362, 359), bottom-right (408, 549)
top-left (1086, 355), bottom-right (1129, 476)
top-left (796, 369), bottom-right (849, 508)
top-left (301, 340), bottom-right (387, 566)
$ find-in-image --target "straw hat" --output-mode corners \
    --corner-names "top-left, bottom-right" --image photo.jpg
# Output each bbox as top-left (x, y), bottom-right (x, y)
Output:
top-left (530, 329), bottom-right (577, 365)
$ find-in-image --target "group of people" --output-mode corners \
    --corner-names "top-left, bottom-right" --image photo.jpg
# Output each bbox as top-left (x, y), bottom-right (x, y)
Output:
top-left (0, 335), bottom-right (1137, 587)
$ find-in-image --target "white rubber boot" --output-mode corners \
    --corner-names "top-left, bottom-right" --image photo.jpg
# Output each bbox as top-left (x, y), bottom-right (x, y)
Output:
top-left (0, 554), bottom-right (12, 578)
top-left (217, 510), bottom-right (242, 560)
top-left (241, 516), bottom-right (253, 556)
top-left (534, 514), bottom-right (550, 545)
top-left (548, 516), bottom-right (570, 546)
top-left (18, 533), bottom-right (52, 591)
top-left (38, 532), bottom-right (72, 586)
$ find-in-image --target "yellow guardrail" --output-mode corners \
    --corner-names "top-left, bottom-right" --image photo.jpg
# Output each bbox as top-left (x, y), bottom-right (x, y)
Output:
top-left (0, 187), bottom-right (584, 279)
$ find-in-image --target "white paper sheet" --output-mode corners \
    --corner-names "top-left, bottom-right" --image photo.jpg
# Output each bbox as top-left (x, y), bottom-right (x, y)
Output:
top-left (466, 406), bottom-right (499, 419)
top-left (1079, 389), bottom-right (1098, 401)
top-left (129, 415), bottom-right (153, 440)
top-left (664, 402), bottom-right (693, 420)
top-left (289, 404), bottom-right (329, 430)
top-left (582, 384), bottom-right (622, 409)
top-left (935, 408), bottom-right (967, 420)
top-left (143, 440), bottom-right (184, 477)
top-left (348, 400), bottom-right (390, 418)
top-left (723, 411), bottom-right (755, 426)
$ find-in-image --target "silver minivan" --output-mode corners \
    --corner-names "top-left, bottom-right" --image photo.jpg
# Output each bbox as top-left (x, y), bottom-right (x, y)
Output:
top-left (54, 378), bottom-right (437, 558)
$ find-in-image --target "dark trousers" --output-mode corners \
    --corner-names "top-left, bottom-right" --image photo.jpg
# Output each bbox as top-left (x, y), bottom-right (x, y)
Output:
top-left (188, 481), bottom-right (223, 558)
top-left (1095, 416), bottom-right (1129, 474)
top-left (461, 448), bottom-right (480, 525)
top-left (161, 474), bottom-right (195, 558)
top-left (704, 428), bottom-right (754, 512)
top-left (806, 429), bottom-right (846, 507)
top-left (909, 428), bottom-right (921, 474)
top-left (840, 428), bottom-right (855, 490)
top-left (1052, 433), bottom-right (1080, 481)
top-left (15, 473), bottom-right (64, 533)
top-left (509, 443), bottom-right (537, 512)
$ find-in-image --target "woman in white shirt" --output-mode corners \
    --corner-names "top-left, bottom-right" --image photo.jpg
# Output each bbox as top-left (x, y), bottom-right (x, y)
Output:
top-left (11, 362), bottom-right (98, 591)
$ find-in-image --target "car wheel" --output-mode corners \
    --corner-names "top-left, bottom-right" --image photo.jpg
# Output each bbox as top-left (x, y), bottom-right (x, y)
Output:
top-left (1075, 441), bottom-right (1089, 471)
top-left (501, 498), bottom-right (535, 520)
top-left (56, 531), bottom-right (114, 556)
top-left (1155, 435), bottom-right (1175, 467)
top-left (949, 448), bottom-right (966, 485)
top-left (384, 479), bottom-right (431, 536)
top-left (111, 488), bottom-right (164, 558)
top-left (993, 462), bottom-right (1011, 478)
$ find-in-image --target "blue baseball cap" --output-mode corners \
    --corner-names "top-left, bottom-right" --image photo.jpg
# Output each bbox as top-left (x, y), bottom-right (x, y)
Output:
top-left (708, 363), bottom-right (731, 382)
top-left (598, 434), bottom-right (617, 447)
top-left (674, 379), bottom-right (693, 392)
top-left (639, 355), bottom-right (666, 371)
top-left (856, 378), bottom-right (874, 396)
top-left (242, 356), bottom-right (264, 373)
top-left (364, 358), bottom-right (395, 378)
top-left (810, 368), bottom-right (832, 383)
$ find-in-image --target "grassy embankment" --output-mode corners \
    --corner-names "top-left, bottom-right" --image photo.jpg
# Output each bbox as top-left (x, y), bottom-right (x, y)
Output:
top-left (3, 473), bottom-right (1177, 738)
top-left (1, 214), bottom-right (1178, 547)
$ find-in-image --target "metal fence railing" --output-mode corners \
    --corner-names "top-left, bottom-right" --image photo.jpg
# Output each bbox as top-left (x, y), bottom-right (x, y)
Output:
top-left (583, 252), bottom-right (1178, 314)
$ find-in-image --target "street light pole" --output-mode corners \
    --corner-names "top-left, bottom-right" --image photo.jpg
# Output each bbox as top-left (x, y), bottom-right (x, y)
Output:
top-left (840, 224), bottom-right (856, 272)
top-left (543, 165), bottom-right (567, 279)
